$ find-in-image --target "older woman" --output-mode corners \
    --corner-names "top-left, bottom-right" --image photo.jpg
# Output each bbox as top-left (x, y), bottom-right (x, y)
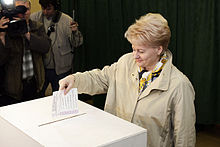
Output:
top-left (59, 13), bottom-right (196, 147)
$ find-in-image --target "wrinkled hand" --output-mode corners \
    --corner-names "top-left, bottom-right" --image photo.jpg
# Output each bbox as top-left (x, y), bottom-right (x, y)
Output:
top-left (59, 75), bottom-right (75, 95)
top-left (70, 21), bottom-right (79, 32)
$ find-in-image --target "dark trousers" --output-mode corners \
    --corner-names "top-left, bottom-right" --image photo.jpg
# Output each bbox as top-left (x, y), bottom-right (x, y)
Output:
top-left (41, 69), bottom-right (71, 96)
top-left (22, 76), bottom-right (38, 101)
top-left (0, 95), bottom-right (19, 107)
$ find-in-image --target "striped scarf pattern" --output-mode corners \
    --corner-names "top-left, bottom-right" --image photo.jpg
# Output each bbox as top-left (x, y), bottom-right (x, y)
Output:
top-left (138, 54), bottom-right (168, 94)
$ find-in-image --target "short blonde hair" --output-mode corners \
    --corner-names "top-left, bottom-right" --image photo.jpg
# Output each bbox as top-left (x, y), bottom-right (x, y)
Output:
top-left (125, 13), bottom-right (171, 50)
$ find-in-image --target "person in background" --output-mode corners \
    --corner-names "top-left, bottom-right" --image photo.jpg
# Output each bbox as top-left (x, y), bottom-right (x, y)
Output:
top-left (59, 13), bottom-right (196, 147)
top-left (0, 0), bottom-right (50, 106)
top-left (30, 0), bottom-right (83, 96)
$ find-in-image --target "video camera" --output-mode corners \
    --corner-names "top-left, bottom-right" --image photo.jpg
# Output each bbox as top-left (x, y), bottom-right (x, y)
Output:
top-left (0, 0), bottom-right (28, 35)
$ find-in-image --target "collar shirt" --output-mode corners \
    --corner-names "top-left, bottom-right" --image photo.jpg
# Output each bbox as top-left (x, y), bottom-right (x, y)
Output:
top-left (22, 49), bottom-right (34, 79)
top-left (22, 25), bottom-right (34, 79)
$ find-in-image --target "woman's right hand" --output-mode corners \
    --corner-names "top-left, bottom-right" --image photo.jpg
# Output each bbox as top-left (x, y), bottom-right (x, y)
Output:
top-left (59, 75), bottom-right (75, 95)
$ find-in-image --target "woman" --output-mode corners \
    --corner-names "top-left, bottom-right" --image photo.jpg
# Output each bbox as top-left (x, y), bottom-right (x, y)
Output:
top-left (59, 13), bottom-right (196, 147)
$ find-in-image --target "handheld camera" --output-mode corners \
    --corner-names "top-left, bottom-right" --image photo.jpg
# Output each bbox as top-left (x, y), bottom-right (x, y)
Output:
top-left (0, 0), bottom-right (28, 34)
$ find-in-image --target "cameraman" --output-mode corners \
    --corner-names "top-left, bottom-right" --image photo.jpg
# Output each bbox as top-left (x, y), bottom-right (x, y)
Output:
top-left (30, 0), bottom-right (83, 95)
top-left (0, 0), bottom-right (50, 106)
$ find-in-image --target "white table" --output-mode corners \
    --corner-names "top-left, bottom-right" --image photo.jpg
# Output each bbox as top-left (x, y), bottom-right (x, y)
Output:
top-left (0, 96), bottom-right (147, 147)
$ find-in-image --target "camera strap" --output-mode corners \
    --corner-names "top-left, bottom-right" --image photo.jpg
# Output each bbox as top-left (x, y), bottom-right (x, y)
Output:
top-left (47, 24), bottom-right (55, 36)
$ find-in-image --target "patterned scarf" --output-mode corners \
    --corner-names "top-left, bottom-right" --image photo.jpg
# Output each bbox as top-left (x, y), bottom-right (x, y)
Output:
top-left (138, 53), bottom-right (168, 94)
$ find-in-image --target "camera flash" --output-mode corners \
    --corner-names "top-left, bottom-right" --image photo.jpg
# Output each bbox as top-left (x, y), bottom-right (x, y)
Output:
top-left (2, 0), bottom-right (14, 5)
top-left (0, 0), bottom-right (15, 10)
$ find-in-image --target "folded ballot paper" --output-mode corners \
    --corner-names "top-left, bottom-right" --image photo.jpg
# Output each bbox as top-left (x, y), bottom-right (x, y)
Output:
top-left (52, 88), bottom-right (79, 116)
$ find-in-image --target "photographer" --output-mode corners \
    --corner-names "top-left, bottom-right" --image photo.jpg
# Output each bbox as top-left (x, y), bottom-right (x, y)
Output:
top-left (30, 0), bottom-right (83, 95)
top-left (0, 0), bottom-right (50, 106)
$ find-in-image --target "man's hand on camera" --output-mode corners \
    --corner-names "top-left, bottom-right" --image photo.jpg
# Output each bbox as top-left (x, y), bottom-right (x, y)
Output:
top-left (0, 17), bottom-right (9, 29)
top-left (12, 17), bottom-right (22, 21)
top-left (0, 17), bottom-right (9, 44)
top-left (70, 21), bottom-right (79, 32)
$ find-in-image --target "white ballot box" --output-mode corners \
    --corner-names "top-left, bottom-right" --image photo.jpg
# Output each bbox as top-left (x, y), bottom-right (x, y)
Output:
top-left (0, 96), bottom-right (147, 147)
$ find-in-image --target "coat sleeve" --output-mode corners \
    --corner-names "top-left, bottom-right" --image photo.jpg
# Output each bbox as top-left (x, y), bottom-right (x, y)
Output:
top-left (70, 30), bottom-right (83, 48)
top-left (73, 62), bottom-right (117, 95)
top-left (64, 15), bottom-right (83, 48)
top-left (30, 12), bottom-right (40, 22)
top-left (172, 80), bottom-right (196, 147)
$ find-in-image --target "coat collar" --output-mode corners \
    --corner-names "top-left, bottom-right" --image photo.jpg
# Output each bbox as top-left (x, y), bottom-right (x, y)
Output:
top-left (136, 50), bottom-right (173, 100)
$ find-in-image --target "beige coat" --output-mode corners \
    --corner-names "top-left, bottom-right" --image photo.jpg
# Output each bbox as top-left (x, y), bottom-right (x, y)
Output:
top-left (73, 50), bottom-right (196, 147)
